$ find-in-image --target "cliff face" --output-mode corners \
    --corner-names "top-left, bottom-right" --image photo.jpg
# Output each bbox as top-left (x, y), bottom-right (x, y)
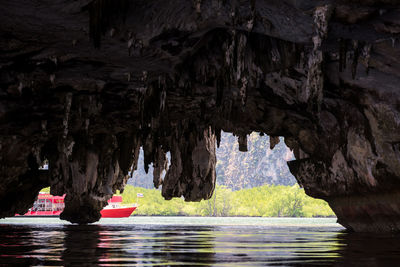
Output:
top-left (216, 134), bottom-right (296, 189)
top-left (129, 134), bottom-right (296, 189)
top-left (0, 0), bottom-right (400, 231)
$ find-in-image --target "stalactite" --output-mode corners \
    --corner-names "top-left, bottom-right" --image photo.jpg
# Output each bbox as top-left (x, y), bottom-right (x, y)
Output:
top-left (270, 39), bottom-right (281, 63)
top-left (225, 30), bottom-right (236, 83)
top-left (194, 0), bottom-right (202, 14)
top-left (17, 82), bottom-right (23, 94)
top-left (351, 40), bottom-right (360, 79)
top-left (89, 0), bottom-right (130, 48)
top-left (238, 134), bottom-right (248, 152)
top-left (236, 34), bottom-right (248, 108)
top-left (236, 34), bottom-right (247, 81)
top-left (117, 133), bottom-right (140, 176)
top-left (85, 119), bottom-right (90, 133)
top-left (62, 93), bottom-right (72, 139)
top-left (110, 28), bottom-right (115, 37)
top-left (128, 37), bottom-right (134, 55)
top-left (143, 134), bottom-right (155, 174)
top-left (304, 5), bottom-right (331, 114)
top-left (269, 136), bottom-right (280, 150)
top-left (239, 76), bottom-right (248, 108)
top-left (160, 89), bottom-right (166, 111)
top-left (41, 120), bottom-right (48, 136)
top-left (162, 126), bottom-right (216, 201)
top-left (153, 146), bottom-right (168, 188)
top-left (247, 0), bottom-right (256, 31)
top-left (362, 43), bottom-right (372, 74)
top-left (50, 74), bottom-right (55, 86)
top-left (215, 128), bottom-right (222, 148)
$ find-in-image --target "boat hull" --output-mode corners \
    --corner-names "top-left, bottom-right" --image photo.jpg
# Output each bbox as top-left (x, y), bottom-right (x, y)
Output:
top-left (16, 211), bottom-right (62, 217)
top-left (17, 207), bottom-right (136, 218)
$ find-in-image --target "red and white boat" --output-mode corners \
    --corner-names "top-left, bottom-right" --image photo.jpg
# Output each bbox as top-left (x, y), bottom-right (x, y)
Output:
top-left (99, 195), bottom-right (137, 218)
top-left (17, 193), bottom-right (137, 218)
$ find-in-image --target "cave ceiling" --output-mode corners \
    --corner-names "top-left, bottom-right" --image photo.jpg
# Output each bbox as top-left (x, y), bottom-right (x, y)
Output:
top-left (1, 0), bottom-right (400, 231)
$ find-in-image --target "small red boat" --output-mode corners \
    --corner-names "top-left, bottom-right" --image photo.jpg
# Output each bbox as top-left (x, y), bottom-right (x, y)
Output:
top-left (17, 193), bottom-right (137, 218)
top-left (99, 195), bottom-right (137, 218)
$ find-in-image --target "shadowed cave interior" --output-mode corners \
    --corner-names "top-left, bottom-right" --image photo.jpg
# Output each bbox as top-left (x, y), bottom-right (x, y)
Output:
top-left (1, 0), bottom-right (400, 232)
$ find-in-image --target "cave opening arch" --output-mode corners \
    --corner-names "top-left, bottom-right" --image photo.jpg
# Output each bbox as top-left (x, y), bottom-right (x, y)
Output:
top-left (0, 0), bottom-right (400, 232)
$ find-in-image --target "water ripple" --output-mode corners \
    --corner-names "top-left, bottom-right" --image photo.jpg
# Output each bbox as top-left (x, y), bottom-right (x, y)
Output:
top-left (0, 217), bottom-right (399, 266)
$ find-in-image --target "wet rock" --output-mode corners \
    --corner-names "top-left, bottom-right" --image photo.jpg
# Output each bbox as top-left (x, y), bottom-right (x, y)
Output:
top-left (269, 136), bottom-right (280, 150)
top-left (162, 127), bottom-right (216, 201)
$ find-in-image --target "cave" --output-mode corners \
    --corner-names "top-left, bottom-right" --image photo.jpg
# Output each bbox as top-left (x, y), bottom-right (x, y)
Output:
top-left (1, 0), bottom-right (400, 232)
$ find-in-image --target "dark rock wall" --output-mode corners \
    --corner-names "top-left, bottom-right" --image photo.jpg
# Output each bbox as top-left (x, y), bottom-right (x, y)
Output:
top-left (0, 0), bottom-right (400, 231)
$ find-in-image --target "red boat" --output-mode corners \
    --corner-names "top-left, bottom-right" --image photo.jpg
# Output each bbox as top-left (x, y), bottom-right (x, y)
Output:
top-left (17, 193), bottom-right (137, 218)
top-left (99, 195), bottom-right (137, 218)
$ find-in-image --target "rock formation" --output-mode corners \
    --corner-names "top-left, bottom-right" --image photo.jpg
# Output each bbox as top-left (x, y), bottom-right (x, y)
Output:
top-left (128, 133), bottom-right (296, 189)
top-left (0, 0), bottom-right (400, 231)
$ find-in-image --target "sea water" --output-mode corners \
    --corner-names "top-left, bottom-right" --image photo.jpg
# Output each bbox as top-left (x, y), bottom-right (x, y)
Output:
top-left (0, 216), bottom-right (399, 266)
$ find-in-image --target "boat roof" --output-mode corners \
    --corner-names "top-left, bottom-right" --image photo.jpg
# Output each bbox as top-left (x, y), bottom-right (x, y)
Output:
top-left (37, 192), bottom-right (122, 202)
top-left (109, 195), bottom-right (123, 203)
top-left (38, 193), bottom-right (65, 199)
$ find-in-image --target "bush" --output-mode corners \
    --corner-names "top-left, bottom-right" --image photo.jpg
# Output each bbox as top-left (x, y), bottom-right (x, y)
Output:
top-left (118, 184), bottom-right (335, 217)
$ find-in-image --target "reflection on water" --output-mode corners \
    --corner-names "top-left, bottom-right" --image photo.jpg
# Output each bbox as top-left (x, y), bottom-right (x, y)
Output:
top-left (0, 217), bottom-right (399, 266)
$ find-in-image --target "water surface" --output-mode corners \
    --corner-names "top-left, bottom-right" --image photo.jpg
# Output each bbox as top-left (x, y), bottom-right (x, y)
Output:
top-left (0, 217), bottom-right (399, 266)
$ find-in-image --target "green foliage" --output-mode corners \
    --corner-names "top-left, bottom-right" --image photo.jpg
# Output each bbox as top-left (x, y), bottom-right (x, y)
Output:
top-left (119, 184), bottom-right (335, 217)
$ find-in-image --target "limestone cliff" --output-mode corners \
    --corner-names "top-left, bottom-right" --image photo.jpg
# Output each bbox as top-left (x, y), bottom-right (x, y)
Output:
top-left (0, 0), bottom-right (400, 232)
top-left (129, 134), bottom-right (296, 189)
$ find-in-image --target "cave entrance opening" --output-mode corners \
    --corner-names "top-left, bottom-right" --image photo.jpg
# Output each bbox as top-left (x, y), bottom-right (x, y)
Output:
top-left (31, 131), bottom-right (334, 219)
top-left (201, 132), bottom-right (333, 218)
top-left (126, 132), bottom-right (296, 190)
top-left (122, 131), bottom-right (334, 217)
